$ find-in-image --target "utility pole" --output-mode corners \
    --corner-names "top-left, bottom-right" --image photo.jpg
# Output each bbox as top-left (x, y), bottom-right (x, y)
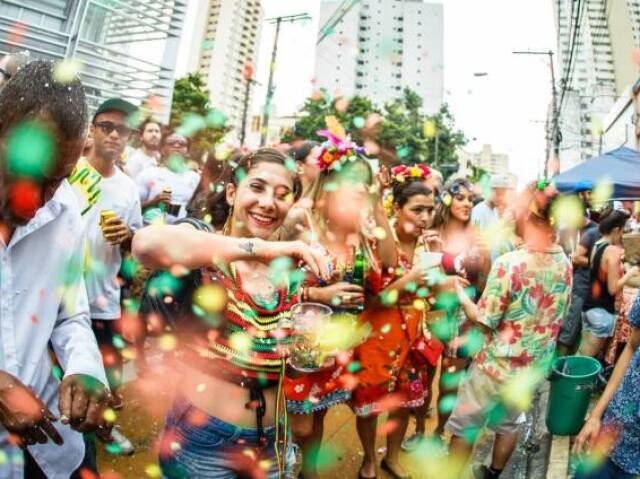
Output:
top-left (260, 13), bottom-right (310, 146)
top-left (240, 63), bottom-right (260, 147)
top-left (513, 50), bottom-right (560, 177)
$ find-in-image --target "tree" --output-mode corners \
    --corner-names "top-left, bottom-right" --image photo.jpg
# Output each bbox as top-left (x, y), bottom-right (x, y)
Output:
top-left (282, 89), bottom-right (379, 144)
top-left (286, 87), bottom-right (467, 179)
top-left (378, 89), bottom-right (467, 177)
top-left (170, 74), bottom-right (229, 161)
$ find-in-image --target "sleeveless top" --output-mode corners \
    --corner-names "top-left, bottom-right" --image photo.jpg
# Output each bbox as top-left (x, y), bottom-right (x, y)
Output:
top-left (585, 241), bottom-right (616, 314)
top-left (141, 218), bottom-right (300, 385)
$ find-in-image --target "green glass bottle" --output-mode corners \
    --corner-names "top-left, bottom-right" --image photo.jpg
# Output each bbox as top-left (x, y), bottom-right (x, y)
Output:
top-left (351, 247), bottom-right (366, 312)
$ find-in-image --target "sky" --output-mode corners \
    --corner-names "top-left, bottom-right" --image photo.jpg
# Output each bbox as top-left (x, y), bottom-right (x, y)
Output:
top-left (179, 0), bottom-right (558, 184)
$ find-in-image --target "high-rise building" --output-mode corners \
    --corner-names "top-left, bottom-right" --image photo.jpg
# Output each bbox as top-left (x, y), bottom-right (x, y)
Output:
top-left (459, 145), bottom-right (511, 179)
top-left (188, 0), bottom-right (263, 135)
top-left (314, 0), bottom-right (443, 112)
top-left (553, 0), bottom-right (640, 171)
top-left (0, 0), bottom-right (187, 121)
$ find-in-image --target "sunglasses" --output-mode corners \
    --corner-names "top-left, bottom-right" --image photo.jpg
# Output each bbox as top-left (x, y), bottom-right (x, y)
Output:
top-left (166, 139), bottom-right (188, 148)
top-left (94, 121), bottom-right (135, 137)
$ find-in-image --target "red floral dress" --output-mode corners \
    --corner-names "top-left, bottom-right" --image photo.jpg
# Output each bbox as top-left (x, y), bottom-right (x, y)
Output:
top-left (351, 250), bottom-right (432, 417)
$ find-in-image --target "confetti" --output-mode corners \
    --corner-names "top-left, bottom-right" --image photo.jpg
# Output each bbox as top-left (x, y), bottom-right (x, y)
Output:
top-left (53, 59), bottom-right (82, 84)
top-left (6, 121), bottom-right (54, 179)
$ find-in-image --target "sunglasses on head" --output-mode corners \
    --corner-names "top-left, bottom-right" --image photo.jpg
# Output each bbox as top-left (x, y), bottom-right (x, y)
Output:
top-left (94, 121), bottom-right (135, 137)
top-left (448, 180), bottom-right (473, 195)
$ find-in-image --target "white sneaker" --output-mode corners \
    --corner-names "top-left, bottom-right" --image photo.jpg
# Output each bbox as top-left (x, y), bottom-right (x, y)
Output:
top-left (105, 428), bottom-right (135, 456)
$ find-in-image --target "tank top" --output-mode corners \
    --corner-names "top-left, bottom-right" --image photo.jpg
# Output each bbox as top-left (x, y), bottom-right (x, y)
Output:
top-left (585, 241), bottom-right (616, 313)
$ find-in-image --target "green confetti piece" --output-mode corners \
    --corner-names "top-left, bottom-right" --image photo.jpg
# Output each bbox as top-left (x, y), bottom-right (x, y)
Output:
top-left (323, 181), bottom-right (338, 192)
top-left (202, 39), bottom-right (214, 51)
top-left (311, 443), bottom-right (337, 470)
top-left (486, 400), bottom-right (508, 428)
top-left (380, 323), bottom-right (391, 334)
top-left (121, 257), bottom-right (139, 280)
top-left (353, 117), bottom-right (365, 129)
top-left (105, 443), bottom-right (121, 455)
top-left (285, 158), bottom-right (297, 172)
top-left (6, 121), bottom-right (55, 179)
top-left (464, 327), bottom-right (486, 356)
top-left (416, 287), bottom-right (429, 298)
top-left (438, 393), bottom-right (457, 414)
top-left (462, 425), bottom-right (482, 444)
top-left (441, 370), bottom-right (465, 390)
top-left (347, 361), bottom-right (361, 373)
top-left (396, 146), bottom-right (411, 159)
top-left (176, 113), bottom-right (206, 137)
top-left (123, 298), bottom-right (140, 314)
top-left (206, 109), bottom-right (227, 128)
top-left (404, 281), bottom-right (417, 293)
top-left (380, 289), bottom-right (398, 306)
top-left (112, 335), bottom-right (126, 350)
top-left (52, 365), bottom-right (63, 381)
top-left (234, 167), bottom-right (247, 182)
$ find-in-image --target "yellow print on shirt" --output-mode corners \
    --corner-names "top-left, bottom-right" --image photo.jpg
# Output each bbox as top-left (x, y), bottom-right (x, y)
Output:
top-left (69, 157), bottom-right (102, 215)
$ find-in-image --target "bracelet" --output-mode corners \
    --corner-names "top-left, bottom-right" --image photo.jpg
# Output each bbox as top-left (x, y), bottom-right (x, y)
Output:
top-left (301, 286), bottom-right (309, 302)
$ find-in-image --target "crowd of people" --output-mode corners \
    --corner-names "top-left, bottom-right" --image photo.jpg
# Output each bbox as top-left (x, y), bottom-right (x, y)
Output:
top-left (1, 54), bottom-right (640, 479)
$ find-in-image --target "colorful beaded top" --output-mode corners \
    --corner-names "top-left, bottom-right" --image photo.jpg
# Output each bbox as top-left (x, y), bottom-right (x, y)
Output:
top-left (183, 264), bottom-right (300, 383)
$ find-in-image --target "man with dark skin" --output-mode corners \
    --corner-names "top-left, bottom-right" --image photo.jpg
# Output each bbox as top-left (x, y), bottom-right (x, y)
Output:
top-left (0, 60), bottom-right (111, 478)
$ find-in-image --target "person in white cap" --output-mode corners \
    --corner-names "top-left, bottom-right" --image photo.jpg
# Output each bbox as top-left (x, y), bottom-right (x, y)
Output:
top-left (471, 174), bottom-right (514, 231)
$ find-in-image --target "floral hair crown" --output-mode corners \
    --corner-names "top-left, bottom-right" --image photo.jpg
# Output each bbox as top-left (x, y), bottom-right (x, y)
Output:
top-left (391, 164), bottom-right (432, 185)
top-left (316, 130), bottom-right (366, 172)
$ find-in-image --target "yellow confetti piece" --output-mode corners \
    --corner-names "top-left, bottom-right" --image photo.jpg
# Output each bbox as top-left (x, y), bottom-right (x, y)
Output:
top-left (196, 383), bottom-right (206, 392)
top-left (423, 119), bottom-right (437, 138)
top-left (229, 331), bottom-right (253, 353)
top-left (145, 463), bottom-right (162, 478)
top-left (53, 59), bottom-right (82, 84)
top-left (551, 194), bottom-right (584, 229)
top-left (325, 115), bottom-right (346, 140)
top-left (170, 441), bottom-right (181, 452)
top-left (413, 299), bottom-right (426, 310)
top-left (158, 333), bottom-right (177, 351)
top-left (103, 408), bottom-right (116, 423)
top-left (372, 226), bottom-right (387, 240)
top-left (193, 284), bottom-right (227, 313)
top-left (592, 179), bottom-right (613, 208)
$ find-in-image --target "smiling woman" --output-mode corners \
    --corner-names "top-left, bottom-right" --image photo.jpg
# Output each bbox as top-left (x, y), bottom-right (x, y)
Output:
top-left (132, 148), bottom-right (331, 479)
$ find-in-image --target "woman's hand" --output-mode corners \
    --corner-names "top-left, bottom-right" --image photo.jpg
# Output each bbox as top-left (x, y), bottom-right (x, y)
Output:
top-left (422, 230), bottom-right (443, 252)
top-left (310, 283), bottom-right (364, 308)
top-left (258, 240), bottom-right (330, 281)
top-left (573, 415), bottom-right (602, 455)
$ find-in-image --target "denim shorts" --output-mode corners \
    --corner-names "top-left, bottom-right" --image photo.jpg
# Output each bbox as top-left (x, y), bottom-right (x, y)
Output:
top-left (160, 395), bottom-right (295, 479)
top-left (582, 308), bottom-right (616, 339)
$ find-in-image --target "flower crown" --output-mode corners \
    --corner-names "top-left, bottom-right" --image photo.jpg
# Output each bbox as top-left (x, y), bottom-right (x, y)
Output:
top-left (316, 130), bottom-right (366, 172)
top-left (391, 164), bottom-right (432, 185)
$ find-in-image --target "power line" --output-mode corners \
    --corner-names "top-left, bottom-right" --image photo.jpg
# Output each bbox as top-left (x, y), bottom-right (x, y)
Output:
top-left (317, 0), bottom-right (361, 45)
top-left (558, 0), bottom-right (586, 113)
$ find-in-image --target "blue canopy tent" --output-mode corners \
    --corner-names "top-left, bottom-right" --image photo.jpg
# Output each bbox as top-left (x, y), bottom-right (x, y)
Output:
top-left (553, 147), bottom-right (640, 200)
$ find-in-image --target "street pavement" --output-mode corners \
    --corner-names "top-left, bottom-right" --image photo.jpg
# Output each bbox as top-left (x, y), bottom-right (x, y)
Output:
top-left (97, 360), bottom-right (555, 479)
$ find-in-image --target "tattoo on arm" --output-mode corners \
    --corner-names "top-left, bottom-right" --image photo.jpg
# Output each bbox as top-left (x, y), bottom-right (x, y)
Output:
top-left (239, 241), bottom-right (255, 255)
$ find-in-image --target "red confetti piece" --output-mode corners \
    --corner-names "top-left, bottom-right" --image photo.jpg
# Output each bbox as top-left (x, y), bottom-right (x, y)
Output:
top-left (9, 179), bottom-right (41, 220)
top-left (8, 21), bottom-right (27, 45)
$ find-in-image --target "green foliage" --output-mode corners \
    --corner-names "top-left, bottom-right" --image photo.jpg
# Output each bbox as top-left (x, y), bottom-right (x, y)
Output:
top-left (379, 89), bottom-right (467, 175)
top-left (170, 74), bottom-right (229, 161)
top-left (287, 87), bottom-right (467, 178)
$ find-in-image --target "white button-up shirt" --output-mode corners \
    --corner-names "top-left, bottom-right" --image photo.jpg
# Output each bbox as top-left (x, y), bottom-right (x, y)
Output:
top-left (0, 180), bottom-right (107, 479)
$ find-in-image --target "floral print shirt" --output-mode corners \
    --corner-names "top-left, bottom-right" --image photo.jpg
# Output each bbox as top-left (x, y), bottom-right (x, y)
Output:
top-left (604, 293), bottom-right (640, 474)
top-left (473, 245), bottom-right (572, 382)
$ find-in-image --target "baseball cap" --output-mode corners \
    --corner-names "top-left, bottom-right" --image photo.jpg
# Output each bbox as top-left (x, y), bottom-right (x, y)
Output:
top-left (490, 174), bottom-right (514, 189)
top-left (573, 180), bottom-right (593, 193)
top-left (93, 98), bottom-right (138, 120)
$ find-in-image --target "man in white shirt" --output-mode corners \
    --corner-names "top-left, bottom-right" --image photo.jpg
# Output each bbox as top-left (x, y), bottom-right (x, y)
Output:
top-left (122, 117), bottom-right (161, 178)
top-left (81, 98), bottom-right (143, 455)
top-left (136, 131), bottom-right (200, 224)
top-left (0, 60), bottom-right (110, 478)
top-left (471, 174), bottom-right (513, 231)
